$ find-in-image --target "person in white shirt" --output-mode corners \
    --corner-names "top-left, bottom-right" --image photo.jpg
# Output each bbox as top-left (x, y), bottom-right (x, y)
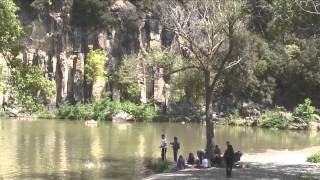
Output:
top-left (202, 155), bottom-right (210, 168)
top-left (159, 134), bottom-right (167, 160)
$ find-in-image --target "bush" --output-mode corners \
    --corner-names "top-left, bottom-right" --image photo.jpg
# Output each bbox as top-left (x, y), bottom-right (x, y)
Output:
top-left (294, 98), bottom-right (316, 120)
top-left (260, 111), bottom-right (289, 129)
top-left (37, 110), bottom-right (56, 119)
top-left (152, 160), bottom-right (169, 173)
top-left (226, 109), bottom-right (242, 126)
top-left (57, 99), bottom-right (158, 121)
top-left (307, 152), bottom-right (320, 163)
top-left (57, 102), bottom-right (94, 120)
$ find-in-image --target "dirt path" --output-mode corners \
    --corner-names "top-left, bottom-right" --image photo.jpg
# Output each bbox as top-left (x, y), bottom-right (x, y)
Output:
top-left (145, 147), bottom-right (320, 180)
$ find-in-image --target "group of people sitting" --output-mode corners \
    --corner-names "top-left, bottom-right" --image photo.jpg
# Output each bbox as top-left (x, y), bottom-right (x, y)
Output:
top-left (160, 134), bottom-right (242, 177)
top-left (176, 150), bottom-right (210, 170)
top-left (176, 144), bottom-right (241, 170)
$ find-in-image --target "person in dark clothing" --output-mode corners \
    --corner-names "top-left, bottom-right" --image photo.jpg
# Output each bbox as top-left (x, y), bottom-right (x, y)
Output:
top-left (213, 145), bottom-right (223, 165)
top-left (170, 137), bottom-right (180, 162)
top-left (197, 150), bottom-right (204, 164)
top-left (223, 141), bottom-right (235, 178)
top-left (187, 152), bottom-right (195, 165)
top-left (159, 134), bottom-right (167, 161)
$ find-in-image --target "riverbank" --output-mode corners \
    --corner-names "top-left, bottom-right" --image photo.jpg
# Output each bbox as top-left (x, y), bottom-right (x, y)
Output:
top-left (145, 147), bottom-right (320, 180)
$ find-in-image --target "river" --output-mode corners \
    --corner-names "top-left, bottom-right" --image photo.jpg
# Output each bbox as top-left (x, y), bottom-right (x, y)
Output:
top-left (0, 118), bottom-right (319, 179)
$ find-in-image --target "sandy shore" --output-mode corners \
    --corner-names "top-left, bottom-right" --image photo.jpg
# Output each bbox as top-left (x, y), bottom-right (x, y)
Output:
top-left (145, 146), bottom-right (320, 180)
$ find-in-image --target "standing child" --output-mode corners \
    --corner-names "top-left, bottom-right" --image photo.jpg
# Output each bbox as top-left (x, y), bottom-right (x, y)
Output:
top-left (170, 137), bottom-right (180, 162)
top-left (159, 134), bottom-right (167, 161)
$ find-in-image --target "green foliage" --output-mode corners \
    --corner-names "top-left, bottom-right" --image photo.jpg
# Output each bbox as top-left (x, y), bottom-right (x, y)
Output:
top-left (294, 98), bottom-right (316, 120)
top-left (37, 110), bottom-right (56, 119)
top-left (226, 109), bottom-right (242, 126)
top-left (170, 69), bottom-right (204, 106)
top-left (307, 152), bottom-right (320, 163)
top-left (0, 66), bottom-right (6, 93)
top-left (57, 102), bottom-right (94, 120)
top-left (57, 98), bottom-right (157, 121)
top-left (10, 60), bottom-right (53, 112)
top-left (117, 47), bottom-right (181, 103)
top-left (0, 0), bottom-right (23, 55)
top-left (153, 160), bottom-right (169, 173)
top-left (119, 101), bottom-right (157, 121)
top-left (261, 110), bottom-right (289, 129)
top-left (71, 0), bottom-right (115, 28)
top-left (85, 49), bottom-right (107, 84)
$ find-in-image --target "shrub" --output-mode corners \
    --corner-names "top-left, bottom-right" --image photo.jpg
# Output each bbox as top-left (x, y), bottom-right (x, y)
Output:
top-left (294, 98), bottom-right (316, 120)
top-left (152, 160), bottom-right (169, 173)
top-left (10, 61), bottom-right (53, 112)
top-left (226, 109), bottom-right (242, 126)
top-left (307, 152), bottom-right (320, 163)
top-left (260, 111), bottom-right (289, 129)
top-left (56, 99), bottom-right (158, 121)
top-left (85, 49), bottom-right (107, 84)
top-left (37, 110), bottom-right (56, 119)
top-left (57, 102), bottom-right (94, 120)
top-left (93, 98), bottom-right (116, 121)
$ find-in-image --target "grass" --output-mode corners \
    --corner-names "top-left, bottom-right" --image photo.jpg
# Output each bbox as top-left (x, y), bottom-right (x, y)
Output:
top-left (307, 152), bottom-right (320, 163)
top-left (152, 159), bottom-right (169, 173)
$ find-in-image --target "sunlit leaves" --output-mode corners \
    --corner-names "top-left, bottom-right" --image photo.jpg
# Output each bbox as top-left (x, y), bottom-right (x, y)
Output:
top-left (85, 49), bottom-right (108, 84)
top-left (0, 0), bottom-right (23, 55)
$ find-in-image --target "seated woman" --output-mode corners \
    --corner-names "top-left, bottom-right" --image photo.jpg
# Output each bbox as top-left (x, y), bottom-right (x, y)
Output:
top-left (187, 153), bottom-right (195, 165)
top-left (194, 159), bottom-right (203, 169)
top-left (234, 151), bottom-right (243, 163)
top-left (213, 145), bottom-right (223, 165)
top-left (196, 150), bottom-right (204, 164)
top-left (176, 155), bottom-right (186, 170)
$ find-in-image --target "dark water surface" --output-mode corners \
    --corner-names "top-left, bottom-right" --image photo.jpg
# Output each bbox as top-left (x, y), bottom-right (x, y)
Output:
top-left (0, 118), bottom-right (319, 179)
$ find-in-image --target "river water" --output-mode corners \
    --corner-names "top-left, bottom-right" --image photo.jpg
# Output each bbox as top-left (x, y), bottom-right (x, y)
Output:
top-left (0, 118), bottom-right (319, 179)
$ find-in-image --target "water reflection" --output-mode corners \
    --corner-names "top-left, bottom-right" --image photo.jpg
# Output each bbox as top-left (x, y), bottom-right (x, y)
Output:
top-left (0, 119), bottom-right (319, 179)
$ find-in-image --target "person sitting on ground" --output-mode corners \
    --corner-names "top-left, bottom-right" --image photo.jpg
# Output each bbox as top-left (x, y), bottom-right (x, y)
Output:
top-left (202, 154), bottom-right (210, 168)
top-left (234, 151), bottom-right (243, 163)
top-left (194, 159), bottom-right (204, 169)
top-left (214, 145), bottom-right (222, 155)
top-left (187, 152), bottom-right (195, 165)
top-left (176, 155), bottom-right (186, 170)
top-left (213, 145), bottom-right (223, 165)
top-left (196, 150), bottom-right (204, 164)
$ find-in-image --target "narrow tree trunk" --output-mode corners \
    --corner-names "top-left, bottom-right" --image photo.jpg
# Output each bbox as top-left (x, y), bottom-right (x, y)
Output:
top-left (204, 71), bottom-right (214, 159)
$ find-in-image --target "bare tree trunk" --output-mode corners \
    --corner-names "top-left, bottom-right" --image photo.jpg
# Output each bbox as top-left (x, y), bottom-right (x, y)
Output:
top-left (204, 71), bottom-right (214, 159)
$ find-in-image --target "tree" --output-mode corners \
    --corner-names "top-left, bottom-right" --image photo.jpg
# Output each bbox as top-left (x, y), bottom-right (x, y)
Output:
top-left (10, 60), bottom-right (53, 112)
top-left (158, 0), bottom-right (246, 157)
top-left (85, 49), bottom-right (108, 84)
top-left (116, 47), bottom-right (180, 103)
top-left (0, 0), bottom-right (23, 60)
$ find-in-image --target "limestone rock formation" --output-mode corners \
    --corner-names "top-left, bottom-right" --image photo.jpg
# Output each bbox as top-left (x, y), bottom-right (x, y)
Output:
top-left (8, 0), bottom-right (172, 111)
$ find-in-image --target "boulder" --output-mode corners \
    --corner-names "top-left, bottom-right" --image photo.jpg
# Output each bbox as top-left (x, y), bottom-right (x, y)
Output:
top-left (112, 111), bottom-right (134, 122)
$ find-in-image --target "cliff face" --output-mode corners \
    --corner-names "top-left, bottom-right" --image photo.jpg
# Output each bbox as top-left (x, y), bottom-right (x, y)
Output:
top-left (14, 0), bottom-right (170, 110)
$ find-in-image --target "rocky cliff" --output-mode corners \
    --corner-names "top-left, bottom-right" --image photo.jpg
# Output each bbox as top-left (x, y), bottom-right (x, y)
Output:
top-left (13, 0), bottom-right (171, 110)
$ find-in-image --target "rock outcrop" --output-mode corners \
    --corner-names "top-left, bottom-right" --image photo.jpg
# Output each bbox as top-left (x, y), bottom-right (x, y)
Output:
top-left (3, 0), bottom-right (172, 110)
